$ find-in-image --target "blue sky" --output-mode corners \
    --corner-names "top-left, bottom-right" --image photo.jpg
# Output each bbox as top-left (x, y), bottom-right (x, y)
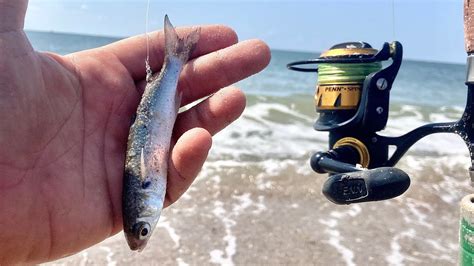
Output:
top-left (25, 0), bottom-right (464, 63)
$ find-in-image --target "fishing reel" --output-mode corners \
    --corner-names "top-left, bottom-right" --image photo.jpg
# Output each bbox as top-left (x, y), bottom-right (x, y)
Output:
top-left (288, 41), bottom-right (474, 204)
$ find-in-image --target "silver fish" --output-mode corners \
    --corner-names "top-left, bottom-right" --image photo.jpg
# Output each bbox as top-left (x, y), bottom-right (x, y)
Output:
top-left (122, 15), bottom-right (200, 251)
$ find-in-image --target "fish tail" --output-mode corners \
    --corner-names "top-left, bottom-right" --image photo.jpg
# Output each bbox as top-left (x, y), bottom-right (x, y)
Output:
top-left (164, 14), bottom-right (200, 63)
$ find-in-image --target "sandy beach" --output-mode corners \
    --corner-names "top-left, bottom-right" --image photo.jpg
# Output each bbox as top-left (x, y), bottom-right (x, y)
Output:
top-left (46, 135), bottom-right (472, 265)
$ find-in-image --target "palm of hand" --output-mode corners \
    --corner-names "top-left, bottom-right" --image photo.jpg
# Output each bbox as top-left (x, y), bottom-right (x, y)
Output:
top-left (0, 23), bottom-right (269, 262)
top-left (0, 29), bottom-right (146, 261)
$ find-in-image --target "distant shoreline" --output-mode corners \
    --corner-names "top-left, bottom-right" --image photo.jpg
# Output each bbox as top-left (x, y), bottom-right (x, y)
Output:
top-left (25, 29), bottom-right (123, 41)
top-left (24, 29), bottom-right (464, 66)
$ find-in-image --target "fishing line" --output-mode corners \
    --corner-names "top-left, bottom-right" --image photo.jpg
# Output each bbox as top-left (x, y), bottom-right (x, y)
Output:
top-left (392, 0), bottom-right (396, 40)
top-left (145, 0), bottom-right (152, 82)
top-left (318, 63), bottom-right (382, 85)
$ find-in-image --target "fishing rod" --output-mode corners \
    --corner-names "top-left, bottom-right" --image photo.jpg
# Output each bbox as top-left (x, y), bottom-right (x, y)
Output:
top-left (287, 1), bottom-right (474, 263)
top-left (461, 1), bottom-right (474, 264)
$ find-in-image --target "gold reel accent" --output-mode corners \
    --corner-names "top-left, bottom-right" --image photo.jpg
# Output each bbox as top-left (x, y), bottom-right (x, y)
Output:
top-left (315, 84), bottom-right (361, 110)
top-left (320, 48), bottom-right (378, 58)
top-left (333, 137), bottom-right (370, 168)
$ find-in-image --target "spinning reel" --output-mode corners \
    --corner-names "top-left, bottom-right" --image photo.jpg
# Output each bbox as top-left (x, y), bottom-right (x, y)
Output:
top-left (288, 41), bottom-right (474, 205)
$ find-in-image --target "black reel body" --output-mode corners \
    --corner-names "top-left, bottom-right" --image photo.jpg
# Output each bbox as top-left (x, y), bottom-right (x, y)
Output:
top-left (288, 41), bottom-right (474, 204)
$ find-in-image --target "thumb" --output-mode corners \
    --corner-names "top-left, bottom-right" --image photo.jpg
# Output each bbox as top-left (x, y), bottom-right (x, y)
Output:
top-left (0, 0), bottom-right (29, 32)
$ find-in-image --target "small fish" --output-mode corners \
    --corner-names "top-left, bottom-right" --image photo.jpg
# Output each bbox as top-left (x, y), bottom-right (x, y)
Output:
top-left (122, 15), bottom-right (200, 251)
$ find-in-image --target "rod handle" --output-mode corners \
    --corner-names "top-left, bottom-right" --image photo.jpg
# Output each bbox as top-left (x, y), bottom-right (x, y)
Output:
top-left (465, 0), bottom-right (474, 53)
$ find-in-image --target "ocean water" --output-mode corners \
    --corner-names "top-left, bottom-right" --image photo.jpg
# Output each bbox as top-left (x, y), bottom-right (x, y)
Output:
top-left (29, 31), bottom-right (473, 265)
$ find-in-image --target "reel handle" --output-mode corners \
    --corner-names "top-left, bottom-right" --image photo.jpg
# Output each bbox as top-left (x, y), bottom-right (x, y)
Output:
top-left (310, 146), bottom-right (360, 174)
top-left (311, 146), bottom-right (410, 204)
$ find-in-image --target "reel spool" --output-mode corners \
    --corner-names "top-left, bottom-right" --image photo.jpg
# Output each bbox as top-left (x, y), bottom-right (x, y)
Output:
top-left (315, 42), bottom-right (381, 129)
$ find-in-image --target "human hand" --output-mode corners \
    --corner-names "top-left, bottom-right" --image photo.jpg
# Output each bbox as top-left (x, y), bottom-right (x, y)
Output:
top-left (0, 1), bottom-right (270, 263)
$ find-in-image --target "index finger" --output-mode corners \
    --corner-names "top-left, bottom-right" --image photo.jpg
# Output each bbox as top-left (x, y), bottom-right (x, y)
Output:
top-left (101, 25), bottom-right (238, 81)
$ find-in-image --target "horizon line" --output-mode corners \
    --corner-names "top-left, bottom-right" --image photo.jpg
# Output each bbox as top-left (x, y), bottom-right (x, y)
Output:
top-left (25, 29), bottom-right (466, 66)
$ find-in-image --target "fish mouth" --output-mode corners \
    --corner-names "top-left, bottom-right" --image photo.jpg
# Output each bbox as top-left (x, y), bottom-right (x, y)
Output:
top-left (124, 221), bottom-right (154, 251)
top-left (124, 233), bottom-right (149, 252)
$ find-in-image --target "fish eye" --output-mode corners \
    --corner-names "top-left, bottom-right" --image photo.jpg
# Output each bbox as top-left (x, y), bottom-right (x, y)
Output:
top-left (140, 227), bottom-right (149, 237)
top-left (133, 222), bottom-right (151, 240)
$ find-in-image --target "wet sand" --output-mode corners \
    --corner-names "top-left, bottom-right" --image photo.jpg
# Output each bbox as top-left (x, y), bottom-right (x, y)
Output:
top-left (46, 151), bottom-right (472, 266)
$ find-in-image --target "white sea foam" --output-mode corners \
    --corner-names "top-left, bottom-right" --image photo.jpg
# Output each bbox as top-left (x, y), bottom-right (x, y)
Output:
top-left (176, 257), bottom-right (189, 266)
top-left (157, 217), bottom-right (181, 249)
top-left (386, 229), bottom-right (456, 264)
top-left (232, 193), bottom-right (253, 213)
top-left (386, 229), bottom-right (420, 266)
top-left (208, 101), bottom-right (326, 165)
top-left (79, 251), bottom-right (88, 266)
top-left (325, 229), bottom-right (356, 266)
top-left (206, 100), bottom-right (470, 184)
top-left (330, 205), bottom-right (362, 219)
top-left (210, 200), bottom-right (237, 266)
top-left (401, 154), bottom-right (470, 205)
top-left (317, 205), bottom-right (361, 265)
top-left (385, 105), bottom-right (467, 156)
top-left (399, 198), bottom-right (434, 229)
top-left (209, 190), bottom-right (268, 265)
top-left (318, 218), bottom-right (338, 228)
top-left (180, 191), bottom-right (193, 200)
top-left (245, 102), bottom-right (314, 123)
top-left (433, 172), bottom-right (470, 204)
top-left (411, 239), bottom-right (456, 263)
top-left (252, 195), bottom-right (267, 215)
top-left (98, 247), bottom-right (116, 266)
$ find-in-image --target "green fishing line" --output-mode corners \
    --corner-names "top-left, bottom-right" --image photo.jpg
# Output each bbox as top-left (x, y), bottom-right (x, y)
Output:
top-left (318, 62), bottom-right (382, 85)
